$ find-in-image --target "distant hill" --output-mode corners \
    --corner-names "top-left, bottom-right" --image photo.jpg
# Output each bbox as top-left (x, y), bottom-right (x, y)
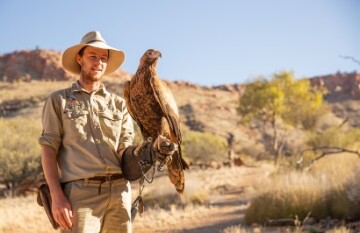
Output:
top-left (0, 49), bottom-right (131, 82)
top-left (1, 49), bottom-right (359, 99)
top-left (1, 49), bottom-right (359, 158)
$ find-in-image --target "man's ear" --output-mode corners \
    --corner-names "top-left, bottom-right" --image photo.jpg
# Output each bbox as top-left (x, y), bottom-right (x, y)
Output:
top-left (76, 55), bottom-right (82, 66)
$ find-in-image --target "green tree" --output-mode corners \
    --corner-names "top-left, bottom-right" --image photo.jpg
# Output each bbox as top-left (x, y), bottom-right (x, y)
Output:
top-left (276, 72), bottom-right (327, 130)
top-left (238, 71), bottom-right (328, 164)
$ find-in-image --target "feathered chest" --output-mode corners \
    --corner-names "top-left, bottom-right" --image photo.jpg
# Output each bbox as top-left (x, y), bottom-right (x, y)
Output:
top-left (129, 77), bottom-right (163, 120)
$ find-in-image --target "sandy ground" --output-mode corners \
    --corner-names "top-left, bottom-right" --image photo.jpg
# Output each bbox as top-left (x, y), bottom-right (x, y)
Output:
top-left (171, 187), bottom-right (249, 233)
top-left (133, 165), bottom-right (272, 233)
top-left (132, 162), bottom-right (360, 233)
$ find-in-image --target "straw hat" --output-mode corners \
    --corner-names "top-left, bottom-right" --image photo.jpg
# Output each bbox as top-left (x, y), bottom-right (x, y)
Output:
top-left (62, 31), bottom-right (125, 75)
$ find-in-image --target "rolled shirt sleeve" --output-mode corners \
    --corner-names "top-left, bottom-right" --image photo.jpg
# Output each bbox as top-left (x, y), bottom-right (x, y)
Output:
top-left (39, 93), bottom-right (63, 155)
top-left (118, 105), bottom-right (134, 152)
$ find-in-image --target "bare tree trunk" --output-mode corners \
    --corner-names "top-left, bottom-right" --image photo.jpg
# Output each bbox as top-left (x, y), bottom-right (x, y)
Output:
top-left (271, 115), bottom-right (286, 166)
top-left (271, 114), bottom-right (280, 165)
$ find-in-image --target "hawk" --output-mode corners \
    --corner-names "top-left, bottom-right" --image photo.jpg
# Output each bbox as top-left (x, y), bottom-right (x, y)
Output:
top-left (124, 49), bottom-right (189, 193)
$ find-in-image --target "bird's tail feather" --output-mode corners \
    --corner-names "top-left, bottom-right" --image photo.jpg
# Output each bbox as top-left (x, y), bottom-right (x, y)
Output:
top-left (167, 146), bottom-right (188, 194)
top-left (178, 146), bottom-right (189, 170)
top-left (167, 161), bottom-right (185, 194)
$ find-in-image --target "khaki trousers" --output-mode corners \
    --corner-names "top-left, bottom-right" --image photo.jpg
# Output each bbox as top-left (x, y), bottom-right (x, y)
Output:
top-left (61, 178), bottom-right (132, 233)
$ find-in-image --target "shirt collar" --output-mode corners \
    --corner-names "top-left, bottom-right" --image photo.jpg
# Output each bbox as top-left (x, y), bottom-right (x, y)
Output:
top-left (70, 81), bottom-right (109, 96)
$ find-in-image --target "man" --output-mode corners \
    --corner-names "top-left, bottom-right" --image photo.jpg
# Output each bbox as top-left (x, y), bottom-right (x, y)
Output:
top-left (39, 31), bottom-right (169, 233)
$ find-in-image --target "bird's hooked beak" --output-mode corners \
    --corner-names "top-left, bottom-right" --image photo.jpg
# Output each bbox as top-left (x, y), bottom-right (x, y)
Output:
top-left (155, 50), bottom-right (162, 59)
top-left (141, 49), bottom-right (162, 65)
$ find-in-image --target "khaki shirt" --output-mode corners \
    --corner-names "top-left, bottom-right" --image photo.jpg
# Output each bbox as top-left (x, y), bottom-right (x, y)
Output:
top-left (39, 82), bottom-right (134, 183)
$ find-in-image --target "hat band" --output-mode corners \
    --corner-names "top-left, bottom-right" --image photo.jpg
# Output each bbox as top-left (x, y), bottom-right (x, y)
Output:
top-left (87, 39), bottom-right (105, 44)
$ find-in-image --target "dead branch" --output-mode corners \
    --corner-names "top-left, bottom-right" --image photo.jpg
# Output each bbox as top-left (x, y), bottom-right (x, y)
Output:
top-left (339, 55), bottom-right (360, 66)
top-left (337, 117), bottom-right (349, 128)
top-left (296, 146), bottom-right (360, 169)
top-left (266, 218), bottom-right (296, 226)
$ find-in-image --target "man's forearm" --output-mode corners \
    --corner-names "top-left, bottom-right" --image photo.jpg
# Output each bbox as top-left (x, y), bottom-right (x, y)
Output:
top-left (41, 145), bottom-right (73, 229)
top-left (41, 145), bottom-right (63, 198)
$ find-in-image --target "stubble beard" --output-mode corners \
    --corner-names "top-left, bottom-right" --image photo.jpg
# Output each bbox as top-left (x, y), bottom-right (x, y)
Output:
top-left (80, 69), bottom-right (103, 83)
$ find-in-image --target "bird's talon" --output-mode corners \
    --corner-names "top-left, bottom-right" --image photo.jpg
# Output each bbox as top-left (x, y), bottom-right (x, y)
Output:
top-left (160, 141), bottom-right (171, 147)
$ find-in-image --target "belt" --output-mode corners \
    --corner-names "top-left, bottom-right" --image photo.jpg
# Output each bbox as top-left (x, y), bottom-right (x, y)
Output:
top-left (88, 174), bottom-right (124, 194)
top-left (88, 174), bottom-right (124, 182)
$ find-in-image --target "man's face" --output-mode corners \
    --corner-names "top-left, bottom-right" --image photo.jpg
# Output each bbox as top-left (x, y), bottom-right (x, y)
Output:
top-left (77, 46), bottom-right (108, 82)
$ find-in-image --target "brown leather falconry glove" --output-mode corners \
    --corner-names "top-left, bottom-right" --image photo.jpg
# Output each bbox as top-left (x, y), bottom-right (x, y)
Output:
top-left (121, 135), bottom-right (177, 181)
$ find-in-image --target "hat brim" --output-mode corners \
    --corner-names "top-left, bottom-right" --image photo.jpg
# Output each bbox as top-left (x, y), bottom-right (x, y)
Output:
top-left (62, 41), bottom-right (125, 75)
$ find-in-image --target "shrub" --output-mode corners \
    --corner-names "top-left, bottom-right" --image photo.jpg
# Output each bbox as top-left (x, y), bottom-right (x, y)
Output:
top-left (307, 127), bottom-right (360, 149)
top-left (182, 131), bottom-right (227, 163)
top-left (0, 117), bottom-right (42, 195)
top-left (327, 189), bottom-right (360, 220)
top-left (245, 181), bottom-right (328, 224)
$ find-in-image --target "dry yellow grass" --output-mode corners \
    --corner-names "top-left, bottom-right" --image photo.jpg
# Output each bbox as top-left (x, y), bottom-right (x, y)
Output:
top-left (220, 225), bottom-right (354, 233)
top-left (325, 226), bottom-right (353, 233)
top-left (0, 195), bottom-right (54, 233)
top-left (0, 80), bottom-right (72, 102)
top-left (221, 225), bottom-right (253, 233)
top-left (245, 153), bottom-right (360, 224)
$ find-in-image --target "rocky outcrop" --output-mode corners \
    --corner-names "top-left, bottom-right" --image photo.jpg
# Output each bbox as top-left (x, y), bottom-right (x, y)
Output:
top-left (213, 84), bottom-right (244, 93)
top-left (310, 72), bottom-right (360, 101)
top-left (0, 49), bottom-right (131, 82)
top-left (0, 49), bottom-right (74, 82)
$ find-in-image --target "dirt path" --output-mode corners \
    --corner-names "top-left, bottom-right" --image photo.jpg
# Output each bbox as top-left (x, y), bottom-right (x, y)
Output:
top-left (170, 166), bottom-right (263, 233)
top-left (174, 187), bottom-right (249, 233)
top-left (134, 165), bottom-right (272, 233)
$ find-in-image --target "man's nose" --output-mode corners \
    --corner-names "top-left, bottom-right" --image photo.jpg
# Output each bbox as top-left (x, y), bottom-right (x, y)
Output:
top-left (94, 57), bottom-right (104, 65)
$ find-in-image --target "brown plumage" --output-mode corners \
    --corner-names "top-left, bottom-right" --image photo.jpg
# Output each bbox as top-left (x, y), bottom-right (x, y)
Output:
top-left (124, 49), bottom-right (189, 193)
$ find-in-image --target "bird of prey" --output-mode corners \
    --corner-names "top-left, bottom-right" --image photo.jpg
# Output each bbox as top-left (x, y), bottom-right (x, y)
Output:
top-left (124, 49), bottom-right (189, 193)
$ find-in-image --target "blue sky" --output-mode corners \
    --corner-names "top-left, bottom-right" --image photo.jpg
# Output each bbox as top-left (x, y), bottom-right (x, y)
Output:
top-left (0, 1), bottom-right (359, 86)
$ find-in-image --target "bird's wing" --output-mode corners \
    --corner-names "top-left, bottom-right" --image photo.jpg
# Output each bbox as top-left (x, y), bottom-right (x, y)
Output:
top-left (150, 76), bottom-right (182, 142)
top-left (124, 81), bottom-right (142, 129)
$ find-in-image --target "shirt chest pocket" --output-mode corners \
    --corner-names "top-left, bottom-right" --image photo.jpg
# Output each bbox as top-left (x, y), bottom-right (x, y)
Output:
top-left (64, 110), bottom-right (89, 120)
top-left (63, 110), bottom-right (89, 138)
top-left (98, 110), bottom-right (123, 140)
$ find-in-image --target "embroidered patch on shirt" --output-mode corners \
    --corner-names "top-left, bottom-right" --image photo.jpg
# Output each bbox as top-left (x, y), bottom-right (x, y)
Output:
top-left (65, 95), bottom-right (83, 112)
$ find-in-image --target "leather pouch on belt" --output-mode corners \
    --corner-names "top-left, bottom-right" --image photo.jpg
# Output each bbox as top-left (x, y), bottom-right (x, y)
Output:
top-left (36, 183), bottom-right (60, 229)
